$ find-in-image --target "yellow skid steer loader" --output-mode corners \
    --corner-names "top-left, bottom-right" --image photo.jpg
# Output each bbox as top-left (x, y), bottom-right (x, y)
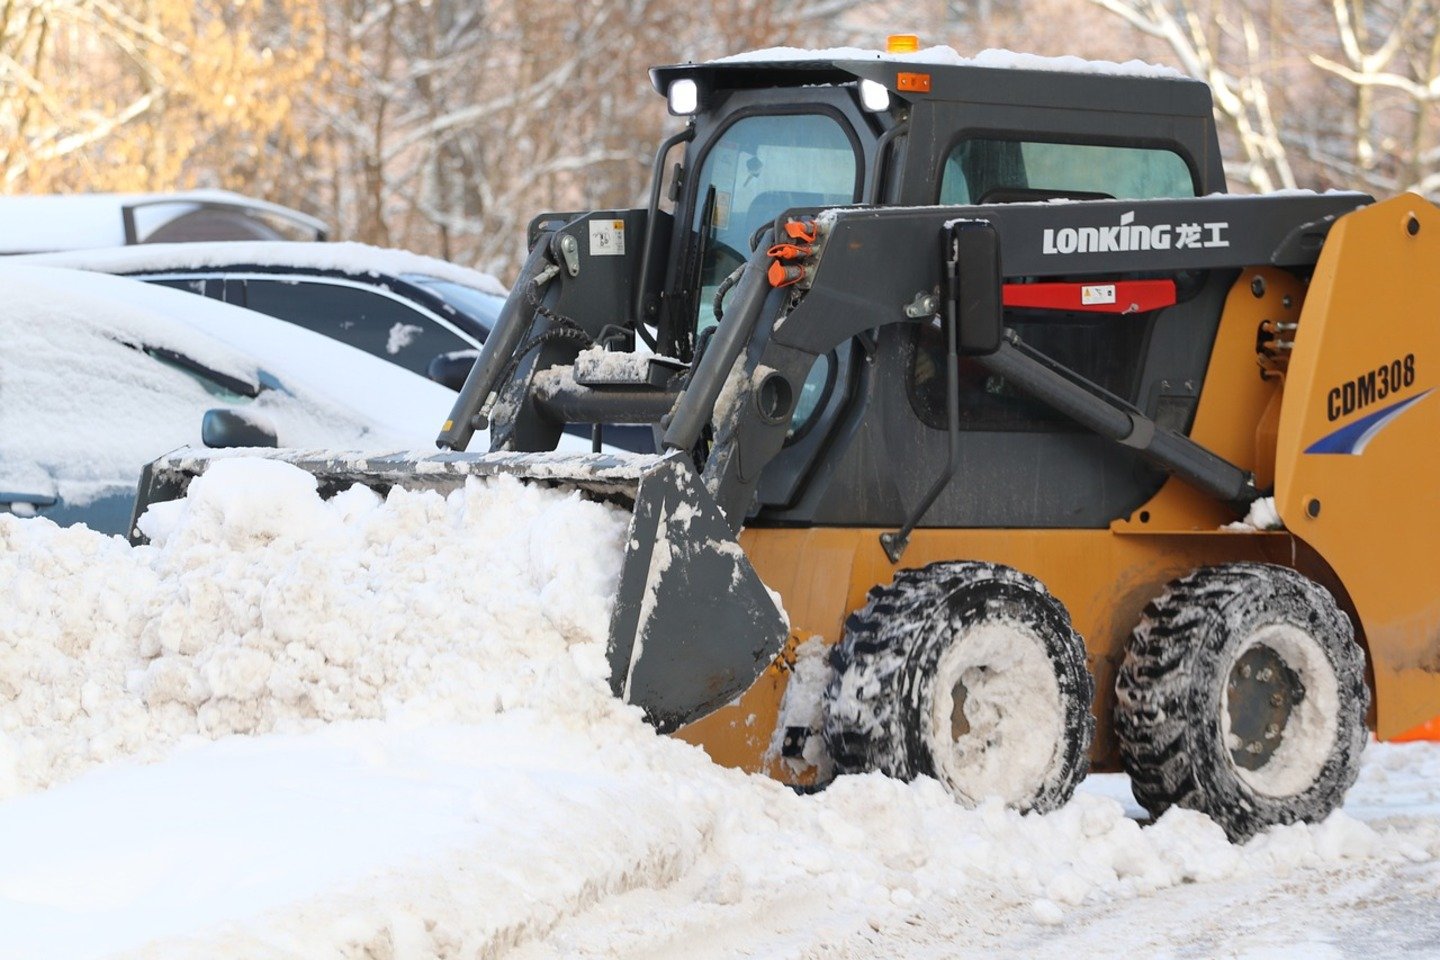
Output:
top-left (133, 46), bottom-right (1440, 840)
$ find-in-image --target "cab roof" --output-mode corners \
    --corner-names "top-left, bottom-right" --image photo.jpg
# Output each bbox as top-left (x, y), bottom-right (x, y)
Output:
top-left (651, 46), bottom-right (1214, 118)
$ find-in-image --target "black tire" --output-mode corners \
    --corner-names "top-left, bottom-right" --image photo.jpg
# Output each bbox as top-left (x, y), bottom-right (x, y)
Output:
top-left (1116, 563), bottom-right (1369, 841)
top-left (822, 561), bottom-right (1095, 813)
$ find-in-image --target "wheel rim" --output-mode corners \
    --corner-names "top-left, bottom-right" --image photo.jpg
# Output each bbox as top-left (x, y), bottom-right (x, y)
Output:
top-left (1226, 644), bottom-right (1302, 771)
top-left (1221, 623), bottom-right (1339, 798)
top-left (928, 618), bottom-right (1064, 807)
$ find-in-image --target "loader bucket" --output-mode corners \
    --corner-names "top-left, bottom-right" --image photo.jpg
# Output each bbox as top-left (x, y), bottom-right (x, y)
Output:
top-left (130, 448), bottom-right (788, 731)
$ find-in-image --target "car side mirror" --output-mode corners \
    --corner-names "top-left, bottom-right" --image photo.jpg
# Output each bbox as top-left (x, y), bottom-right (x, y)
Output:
top-left (202, 408), bottom-right (278, 448)
top-left (947, 220), bottom-right (1003, 356)
top-left (427, 350), bottom-right (478, 391)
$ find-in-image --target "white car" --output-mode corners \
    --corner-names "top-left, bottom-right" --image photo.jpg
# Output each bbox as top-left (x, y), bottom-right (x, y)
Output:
top-left (0, 265), bottom-right (461, 535)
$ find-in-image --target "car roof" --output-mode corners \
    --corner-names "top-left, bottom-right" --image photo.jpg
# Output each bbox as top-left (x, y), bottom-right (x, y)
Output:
top-left (0, 190), bottom-right (328, 254)
top-left (12, 240), bottom-right (507, 296)
top-left (0, 264), bottom-right (458, 444)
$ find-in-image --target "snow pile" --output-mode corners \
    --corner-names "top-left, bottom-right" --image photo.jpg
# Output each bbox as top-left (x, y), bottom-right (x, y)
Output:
top-left (712, 45), bottom-right (1185, 79)
top-left (13, 745), bottom-right (1427, 959)
top-left (1, 463), bottom-right (1437, 958)
top-left (0, 458), bottom-right (629, 795)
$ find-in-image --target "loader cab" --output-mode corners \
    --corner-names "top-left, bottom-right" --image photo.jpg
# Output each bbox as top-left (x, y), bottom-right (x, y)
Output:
top-left (650, 53), bottom-right (1227, 525)
top-left (651, 64), bottom-right (890, 358)
top-left (651, 55), bottom-right (1222, 353)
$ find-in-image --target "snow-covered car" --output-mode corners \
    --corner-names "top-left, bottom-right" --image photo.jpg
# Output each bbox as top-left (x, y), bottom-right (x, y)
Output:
top-left (13, 241), bottom-right (506, 387)
top-left (0, 264), bottom-right (461, 536)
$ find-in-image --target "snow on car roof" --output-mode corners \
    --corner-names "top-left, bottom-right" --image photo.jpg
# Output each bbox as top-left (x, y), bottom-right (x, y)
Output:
top-left (13, 240), bottom-right (508, 296)
top-left (0, 190), bottom-right (326, 255)
top-left (0, 264), bottom-right (458, 506)
top-left (709, 45), bottom-right (1186, 79)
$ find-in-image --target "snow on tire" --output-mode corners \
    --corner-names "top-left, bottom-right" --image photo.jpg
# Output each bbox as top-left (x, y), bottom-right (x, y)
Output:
top-left (822, 562), bottom-right (1094, 813)
top-left (1115, 563), bottom-right (1369, 841)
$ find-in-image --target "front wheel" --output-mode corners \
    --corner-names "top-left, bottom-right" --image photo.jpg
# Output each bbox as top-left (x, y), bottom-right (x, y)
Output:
top-left (822, 562), bottom-right (1094, 813)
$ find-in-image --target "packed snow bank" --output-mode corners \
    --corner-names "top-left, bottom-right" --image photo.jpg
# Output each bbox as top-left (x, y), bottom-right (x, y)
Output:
top-left (3, 732), bottom-right (1433, 959)
top-left (0, 458), bottom-right (629, 796)
top-left (1, 463), bottom-right (1437, 958)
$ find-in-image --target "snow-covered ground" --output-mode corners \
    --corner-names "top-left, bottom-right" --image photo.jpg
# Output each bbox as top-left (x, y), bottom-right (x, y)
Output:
top-left (1, 461), bottom-right (1436, 959)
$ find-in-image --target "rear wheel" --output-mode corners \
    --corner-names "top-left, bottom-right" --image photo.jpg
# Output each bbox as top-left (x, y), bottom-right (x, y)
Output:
top-left (1115, 563), bottom-right (1368, 840)
top-left (822, 562), bottom-right (1094, 813)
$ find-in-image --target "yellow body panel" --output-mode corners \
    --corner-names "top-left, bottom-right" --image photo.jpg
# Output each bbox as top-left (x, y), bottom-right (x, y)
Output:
top-left (1112, 265), bottom-right (1299, 533)
top-left (1275, 194), bottom-right (1440, 739)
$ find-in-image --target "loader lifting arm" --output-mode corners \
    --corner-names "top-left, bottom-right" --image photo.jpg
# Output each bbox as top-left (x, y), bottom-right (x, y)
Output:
top-left (684, 194), bottom-right (1368, 537)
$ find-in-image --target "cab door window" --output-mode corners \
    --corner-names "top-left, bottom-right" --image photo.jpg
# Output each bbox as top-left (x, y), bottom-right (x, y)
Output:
top-left (691, 113), bottom-right (859, 334)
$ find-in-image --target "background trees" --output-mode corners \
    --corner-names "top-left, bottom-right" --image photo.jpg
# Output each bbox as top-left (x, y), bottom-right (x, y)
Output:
top-left (0, 0), bottom-right (321, 193)
top-left (2, 0), bottom-right (1437, 278)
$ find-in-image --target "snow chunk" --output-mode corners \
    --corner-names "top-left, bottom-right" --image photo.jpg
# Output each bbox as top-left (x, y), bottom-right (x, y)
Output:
top-left (385, 322), bottom-right (424, 355)
top-left (1224, 496), bottom-right (1284, 531)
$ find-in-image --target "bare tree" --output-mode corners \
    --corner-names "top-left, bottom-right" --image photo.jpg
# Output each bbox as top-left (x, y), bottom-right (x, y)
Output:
top-left (1088, 0), bottom-right (1440, 196)
top-left (8, 0), bottom-right (1435, 278)
top-left (0, 0), bottom-right (321, 193)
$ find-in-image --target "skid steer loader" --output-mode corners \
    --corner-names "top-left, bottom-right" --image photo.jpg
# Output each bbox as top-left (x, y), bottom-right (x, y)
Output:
top-left (132, 43), bottom-right (1440, 840)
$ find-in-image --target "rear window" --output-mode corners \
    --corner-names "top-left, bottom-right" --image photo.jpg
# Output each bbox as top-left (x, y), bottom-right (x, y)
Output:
top-left (940, 139), bottom-right (1195, 205)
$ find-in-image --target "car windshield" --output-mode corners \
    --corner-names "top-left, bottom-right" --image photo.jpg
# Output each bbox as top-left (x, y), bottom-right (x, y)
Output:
top-left (405, 276), bottom-right (506, 334)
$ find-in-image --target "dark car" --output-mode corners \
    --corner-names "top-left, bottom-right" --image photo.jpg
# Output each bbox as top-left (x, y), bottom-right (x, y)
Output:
top-left (14, 241), bottom-right (507, 388)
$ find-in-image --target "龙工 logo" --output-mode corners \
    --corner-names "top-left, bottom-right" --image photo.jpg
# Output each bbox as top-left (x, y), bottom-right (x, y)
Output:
top-left (1042, 211), bottom-right (1230, 255)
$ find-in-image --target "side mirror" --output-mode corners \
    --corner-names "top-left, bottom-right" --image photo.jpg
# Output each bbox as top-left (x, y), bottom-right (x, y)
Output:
top-left (947, 220), bottom-right (1003, 355)
top-left (427, 350), bottom-right (478, 391)
top-left (202, 408), bottom-right (278, 448)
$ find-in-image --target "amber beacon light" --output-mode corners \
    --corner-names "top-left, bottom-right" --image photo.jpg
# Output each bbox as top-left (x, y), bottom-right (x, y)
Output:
top-left (886, 33), bottom-right (920, 53)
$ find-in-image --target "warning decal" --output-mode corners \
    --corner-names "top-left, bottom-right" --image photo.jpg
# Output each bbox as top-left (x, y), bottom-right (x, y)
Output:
top-left (589, 219), bottom-right (626, 256)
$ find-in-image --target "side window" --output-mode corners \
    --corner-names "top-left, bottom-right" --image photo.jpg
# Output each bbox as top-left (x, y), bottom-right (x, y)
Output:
top-left (242, 280), bottom-right (470, 376)
top-left (909, 311), bottom-right (1151, 431)
top-left (940, 139), bottom-right (1195, 205)
top-left (918, 138), bottom-right (1191, 432)
top-left (145, 277), bottom-right (220, 298)
top-left (692, 113), bottom-right (858, 334)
